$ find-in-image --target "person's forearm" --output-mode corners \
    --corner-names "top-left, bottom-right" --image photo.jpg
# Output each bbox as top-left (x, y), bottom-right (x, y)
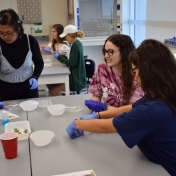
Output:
top-left (91, 94), bottom-right (101, 102)
top-left (75, 118), bottom-right (117, 133)
top-left (97, 105), bottom-right (132, 119)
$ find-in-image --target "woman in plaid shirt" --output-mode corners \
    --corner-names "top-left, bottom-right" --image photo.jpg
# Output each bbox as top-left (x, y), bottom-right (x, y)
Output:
top-left (85, 34), bottom-right (144, 111)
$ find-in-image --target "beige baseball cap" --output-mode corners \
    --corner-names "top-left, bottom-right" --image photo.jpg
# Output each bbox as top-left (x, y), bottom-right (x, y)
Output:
top-left (60, 25), bottom-right (79, 38)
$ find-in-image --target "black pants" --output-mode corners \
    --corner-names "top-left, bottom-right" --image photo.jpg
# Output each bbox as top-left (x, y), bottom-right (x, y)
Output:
top-left (0, 79), bottom-right (38, 101)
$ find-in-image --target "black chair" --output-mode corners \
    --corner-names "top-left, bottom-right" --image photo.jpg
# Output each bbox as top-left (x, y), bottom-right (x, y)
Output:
top-left (84, 58), bottom-right (96, 93)
top-left (61, 58), bottom-right (95, 95)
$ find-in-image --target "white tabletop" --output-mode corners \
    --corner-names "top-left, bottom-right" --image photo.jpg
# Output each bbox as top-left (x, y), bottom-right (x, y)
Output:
top-left (27, 95), bottom-right (169, 176)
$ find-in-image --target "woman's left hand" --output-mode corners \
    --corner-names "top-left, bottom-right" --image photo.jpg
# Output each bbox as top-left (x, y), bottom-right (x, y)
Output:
top-left (29, 78), bottom-right (38, 89)
top-left (0, 102), bottom-right (4, 109)
top-left (52, 51), bottom-right (60, 59)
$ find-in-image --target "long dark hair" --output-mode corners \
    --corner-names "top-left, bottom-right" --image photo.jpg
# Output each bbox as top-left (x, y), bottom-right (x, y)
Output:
top-left (51, 24), bottom-right (68, 51)
top-left (0, 9), bottom-right (24, 37)
top-left (130, 39), bottom-right (176, 115)
top-left (103, 34), bottom-right (136, 105)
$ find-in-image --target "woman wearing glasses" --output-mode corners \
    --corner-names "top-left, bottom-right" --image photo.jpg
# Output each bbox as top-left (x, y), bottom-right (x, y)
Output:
top-left (66, 39), bottom-right (176, 175)
top-left (0, 9), bottom-right (44, 102)
top-left (85, 34), bottom-right (144, 112)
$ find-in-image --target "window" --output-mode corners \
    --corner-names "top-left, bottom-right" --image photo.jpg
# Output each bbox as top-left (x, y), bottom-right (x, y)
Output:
top-left (129, 0), bottom-right (147, 46)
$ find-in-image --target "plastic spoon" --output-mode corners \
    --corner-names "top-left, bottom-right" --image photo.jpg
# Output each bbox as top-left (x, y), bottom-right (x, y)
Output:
top-left (4, 104), bottom-right (19, 107)
top-left (65, 106), bottom-right (77, 109)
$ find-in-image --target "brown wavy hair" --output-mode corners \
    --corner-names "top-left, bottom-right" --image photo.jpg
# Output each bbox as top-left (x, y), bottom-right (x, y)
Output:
top-left (103, 34), bottom-right (136, 105)
top-left (130, 39), bottom-right (176, 115)
top-left (51, 24), bottom-right (68, 51)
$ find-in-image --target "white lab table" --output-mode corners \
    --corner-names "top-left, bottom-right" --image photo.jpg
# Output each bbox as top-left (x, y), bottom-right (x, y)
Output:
top-left (0, 100), bottom-right (31, 176)
top-left (38, 56), bottom-right (70, 95)
top-left (26, 95), bottom-right (169, 176)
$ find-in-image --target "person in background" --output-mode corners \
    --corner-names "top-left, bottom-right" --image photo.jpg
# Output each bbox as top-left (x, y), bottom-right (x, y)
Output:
top-left (66, 39), bottom-right (176, 175)
top-left (51, 25), bottom-right (86, 95)
top-left (0, 9), bottom-right (44, 101)
top-left (41, 24), bottom-right (70, 96)
top-left (85, 34), bottom-right (144, 112)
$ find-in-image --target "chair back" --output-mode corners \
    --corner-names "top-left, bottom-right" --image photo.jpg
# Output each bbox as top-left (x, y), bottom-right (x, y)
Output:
top-left (85, 59), bottom-right (96, 80)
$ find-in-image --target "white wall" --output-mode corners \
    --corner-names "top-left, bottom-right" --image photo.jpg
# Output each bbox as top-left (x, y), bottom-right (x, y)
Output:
top-left (145, 0), bottom-right (176, 41)
top-left (0, 0), bottom-right (69, 36)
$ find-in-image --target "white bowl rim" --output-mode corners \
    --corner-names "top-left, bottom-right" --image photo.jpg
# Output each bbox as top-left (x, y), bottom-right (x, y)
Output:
top-left (47, 104), bottom-right (65, 116)
top-left (20, 100), bottom-right (39, 105)
top-left (19, 100), bottom-right (39, 111)
top-left (30, 130), bottom-right (55, 139)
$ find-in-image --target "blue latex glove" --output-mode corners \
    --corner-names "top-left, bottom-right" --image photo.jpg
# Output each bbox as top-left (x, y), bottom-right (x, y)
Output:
top-left (80, 111), bottom-right (98, 120)
top-left (52, 51), bottom-right (60, 59)
top-left (29, 78), bottom-right (38, 89)
top-left (41, 47), bottom-right (52, 53)
top-left (66, 120), bottom-right (83, 139)
top-left (0, 102), bottom-right (4, 109)
top-left (85, 99), bottom-right (107, 112)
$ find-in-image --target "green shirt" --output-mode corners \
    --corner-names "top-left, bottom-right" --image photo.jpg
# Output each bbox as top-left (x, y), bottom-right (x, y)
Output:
top-left (57, 40), bottom-right (86, 91)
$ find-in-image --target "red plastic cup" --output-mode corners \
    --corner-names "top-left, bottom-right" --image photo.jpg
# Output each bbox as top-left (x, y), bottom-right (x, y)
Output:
top-left (0, 132), bottom-right (18, 159)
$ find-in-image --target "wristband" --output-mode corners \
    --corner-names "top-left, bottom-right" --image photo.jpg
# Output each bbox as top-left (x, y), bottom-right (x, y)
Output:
top-left (97, 112), bottom-right (101, 119)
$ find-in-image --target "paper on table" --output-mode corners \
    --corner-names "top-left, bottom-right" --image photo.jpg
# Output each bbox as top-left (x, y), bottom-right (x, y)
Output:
top-left (38, 99), bottom-right (52, 108)
top-left (52, 170), bottom-right (96, 176)
top-left (43, 58), bottom-right (54, 63)
top-left (0, 110), bottom-right (19, 120)
top-left (44, 63), bottom-right (52, 67)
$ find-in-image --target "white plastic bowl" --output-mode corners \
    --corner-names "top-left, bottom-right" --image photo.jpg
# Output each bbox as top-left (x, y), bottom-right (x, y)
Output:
top-left (5, 121), bottom-right (31, 141)
top-left (47, 104), bottom-right (65, 116)
top-left (20, 100), bottom-right (39, 111)
top-left (30, 130), bottom-right (55, 147)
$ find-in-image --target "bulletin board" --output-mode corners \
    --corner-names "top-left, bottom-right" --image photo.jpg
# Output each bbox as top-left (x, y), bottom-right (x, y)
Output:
top-left (17, 0), bottom-right (42, 24)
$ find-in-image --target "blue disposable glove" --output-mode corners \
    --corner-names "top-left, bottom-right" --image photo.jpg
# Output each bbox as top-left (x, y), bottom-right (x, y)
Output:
top-left (85, 99), bottom-right (107, 112)
top-left (52, 51), bottom-right (60, 59)
top-left (41, 47), bottom-right (52, 53)
top-left (29, 78), bottom-right (38, 89)
top-left (0, 102), bottom-right (4, 109)
top-left (80, 111), bottom-right (98, 120)
top-left (66, 120), bottom-right (83, 139)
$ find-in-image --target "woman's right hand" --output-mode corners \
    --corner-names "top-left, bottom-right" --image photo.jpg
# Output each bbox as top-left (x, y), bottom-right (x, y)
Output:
top-left (41, 47), bottom-right (52, 53)
top-left (85, 99), bottom-right (107, 112)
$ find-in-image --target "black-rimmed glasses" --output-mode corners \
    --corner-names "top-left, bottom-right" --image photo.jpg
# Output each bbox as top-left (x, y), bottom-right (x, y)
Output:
top-left (0, 31), bottom-right (15, 38)
top-left (102, 48), bottom-right (120, 56)
top-left (130, 67), bottom-right (137, 76)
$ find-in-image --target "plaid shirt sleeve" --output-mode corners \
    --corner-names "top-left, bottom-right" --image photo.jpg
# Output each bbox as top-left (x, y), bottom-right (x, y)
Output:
top-left (88, 64), bottom-right (104, 97)
top-left (129, 81), bottom-right (144, 104)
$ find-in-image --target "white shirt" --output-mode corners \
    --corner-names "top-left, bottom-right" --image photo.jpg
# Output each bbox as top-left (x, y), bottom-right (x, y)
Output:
top-left (48, 41), bottom-right (70, 57)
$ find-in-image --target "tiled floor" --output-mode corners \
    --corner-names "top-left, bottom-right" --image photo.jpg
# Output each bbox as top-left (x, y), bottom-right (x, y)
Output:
top-left (38, 85), bottom-right (89, 97)
top-left (38, 85), bottom-right (49, 97)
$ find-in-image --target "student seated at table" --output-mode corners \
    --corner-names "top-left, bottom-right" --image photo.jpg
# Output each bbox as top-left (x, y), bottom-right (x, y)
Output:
top-left (41, 24), bottom-right (70, 96)
top-left (84, 34), bottom-right (144, 112)
top-left (51, 25), bottom-right (86, 96)
top-left (66, 39), bottom-right (176, 176)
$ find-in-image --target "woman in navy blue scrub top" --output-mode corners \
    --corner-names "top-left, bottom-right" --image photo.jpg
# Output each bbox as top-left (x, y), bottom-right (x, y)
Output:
top-left (0, 9), bottom-right (44, 102)
top-left (66, 39), bottom-right (176, 176)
